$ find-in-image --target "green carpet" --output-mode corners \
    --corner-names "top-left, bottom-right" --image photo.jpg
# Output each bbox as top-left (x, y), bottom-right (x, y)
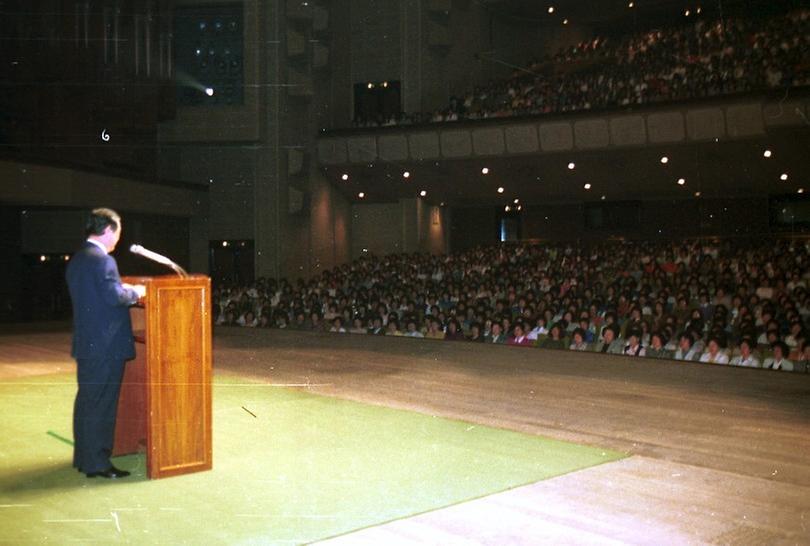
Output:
top-left (0, 372), bottom-right (625, 544)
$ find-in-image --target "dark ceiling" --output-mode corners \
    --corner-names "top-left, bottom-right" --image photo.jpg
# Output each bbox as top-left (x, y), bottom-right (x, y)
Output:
top-left (324, 128), bottom-right (810, 207)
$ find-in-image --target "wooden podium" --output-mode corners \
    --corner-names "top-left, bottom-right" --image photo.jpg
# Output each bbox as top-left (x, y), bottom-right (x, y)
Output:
top-left (113, 275), bottom-right (213, 479)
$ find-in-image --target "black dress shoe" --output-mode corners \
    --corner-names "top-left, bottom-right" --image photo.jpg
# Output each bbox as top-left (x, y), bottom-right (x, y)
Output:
top-left (86, 466), bottom-right (130, 479)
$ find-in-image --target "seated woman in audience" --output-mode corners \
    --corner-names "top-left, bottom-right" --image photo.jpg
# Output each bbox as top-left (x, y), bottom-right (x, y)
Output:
top-left (623, 330), bottom-right (645, 357)
top-left (329, 316), bottom-right (346, 333)
top-left (699, 336), bottom-right (729, 364)
top-left (403, 319), bottom-right (424, 338)
top-left (468, 322), bottom-right (485, 342)
top-left (527, 316), bottom-right (548, 341)
top-left (645, 332), bottom-right (672, 359)
top-left (385, 319), bottom-right (401, 336)
top-left (425, 318), bottom-right (446, 340)
top-left (508, 323), bottom-right (533, 346)
top-left (538, 322), bottom-right (567, 350)
top-left (729, 338), bottom-right (760, 368)
top-left (349, 317), bottom-right (368, 334)
top-left (444, 319), bottom-right (467, 341)
top-left (763, 341), bottom-right (794, 371)
top-left (673, 331), bottom-right (701, 361)
top-left (568, 327), bottom-right (590, 351)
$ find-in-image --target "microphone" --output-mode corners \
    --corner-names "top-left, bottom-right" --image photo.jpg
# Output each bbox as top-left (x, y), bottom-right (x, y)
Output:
top-left (130, 244), bottom-right (188, 277)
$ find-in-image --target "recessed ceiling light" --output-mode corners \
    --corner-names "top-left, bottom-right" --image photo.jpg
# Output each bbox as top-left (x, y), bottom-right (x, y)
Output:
top-left (358, 192), bottom-right (365, 198)
top-left (514, 198), bottom-right (520, 204)
top-left (516, 205), bottom-right (522, 211)
top-left (780, 173), bottom-right (789, 181)
top-left (547, 6), bottom-right (555, 14)
top-left (567, 162), bottom-right (575, 170)
top-left (481, 167), bottom-right (489, 175)
top-left (563, 18), bottom-right (568, 25)
top-left (601, 195), bottom-right (606, 200)
top-left (367, 82), bottom-right (373, 89)
top-left (583, 183), bottom-right (592, 190)
top-left (497, 187), bottom-right (505, 193)
top-left (660, 156), bottom-right (669, 164)
top-left (677, 178), bottom-right (686, 185)
top-left (403, 171), bottom-right (410, 178)
top-left (628, 1), bottom-right (634, 7)
top-left (799, 188), bottom-right (805, 194)
top-left (419, 190), bottom-right (427, 197)
top-left (341, 173), bottom-right (349, 181)
top-left (684, 9), bottom-right (690, 16)
top-left (763, 150), bottom-right (772, 158)
top-left (694, 191), bottom-right (701, 197)
top-left (504, 205), bottom-right (511, 212)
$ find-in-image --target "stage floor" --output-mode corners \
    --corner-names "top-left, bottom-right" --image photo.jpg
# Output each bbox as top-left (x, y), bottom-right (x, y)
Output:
top-left (2, 325), bottom-right (809, 544)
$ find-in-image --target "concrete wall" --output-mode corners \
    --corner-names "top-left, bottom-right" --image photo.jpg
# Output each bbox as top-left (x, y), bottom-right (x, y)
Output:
top-left (351, 197), bottom-right (449, 257)
top-left (451, 197), bottom-right (773, 251)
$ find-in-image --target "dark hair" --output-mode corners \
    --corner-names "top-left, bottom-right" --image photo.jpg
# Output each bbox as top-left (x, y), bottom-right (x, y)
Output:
top-left (85, 208), bottom-right (121, 236)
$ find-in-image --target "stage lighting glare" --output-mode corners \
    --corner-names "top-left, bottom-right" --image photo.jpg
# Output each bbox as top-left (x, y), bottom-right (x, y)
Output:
top-left (677, 178), bottom-right (686, 185)
top-left (419, 190), bottom-right (427, 197)
top-left (341, 173), bottom-right (349, 181)
top-left (358, 192), bottom-right (365, 198)
top-left (205, 87), bottom-right (214, 96)
top-left (763, 150), bottom-right (772, 158)
top-left (660, 156), bottom-right (669, 164)
top-left (780, 173), bottom-right (788, 181)
top-left (583, 183), bottom-right (592, 190)
top-left (497, 187), bottom-right (505, 194)
top-left (567, 162), bottom-right (575, 170)
top-left (481, 167), bottom-right (489, 174)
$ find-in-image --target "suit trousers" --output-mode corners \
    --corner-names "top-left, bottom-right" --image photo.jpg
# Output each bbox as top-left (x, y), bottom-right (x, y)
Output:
top-left (73, 358), bottom-right (126, 474)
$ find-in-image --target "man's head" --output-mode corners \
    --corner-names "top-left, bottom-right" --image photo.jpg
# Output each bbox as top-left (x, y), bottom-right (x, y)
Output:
top-left (85, 208), bottom-right (122, 252)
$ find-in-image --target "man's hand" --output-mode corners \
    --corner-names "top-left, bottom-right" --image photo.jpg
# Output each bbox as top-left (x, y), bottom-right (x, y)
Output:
top-left (123, 283), bottom-right (147, 299)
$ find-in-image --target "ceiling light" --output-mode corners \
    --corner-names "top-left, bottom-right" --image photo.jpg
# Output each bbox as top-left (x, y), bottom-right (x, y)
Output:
top-left (497, 187), bottom-right (504, 193)
top-left (504, 205), bottom-right (511, 212)
top-left (660, 156), bottom-right (669, 164)
top-left (677, 178), bottom-right (686, 185)
top-left (516, 205), bottom-right (522, 211)
top-left (780, 173), bottom-right (789, 181)
top-left (547, 6), bottom-right (555, 14)
top-left (601, 195), bottom-right (606, 200)
top-left (481, 167), bottom-right (489, 175)
top-left (563, 18), bottom-right (568, 25)
top-left (799, 188), bottom-right (805, 194)
top-left (367, 82), bottom-right (374, 89)
top-left (358, 192), bottom-right (365, 198)
top-left (583, 183), bottom-right (592, 190)
top-left (567, 162), bottom-right (575, 170)
top-left (696, 6), bottom-right (702, 14)
top-left (341, 173), bottom-right (349, 181)
top-left (382, 81), bottom-right (389, 88)
top-left (513, 198), bottom-right (520, 204)
top-left (694, 191), bottom-right (701, 197)
top-left (403, 171), bottom-right (410, 178)
top-left (684, 9), bottom-right (690, 16)
top-left (205, 87), bottom-right (214, 97)
top-left (628, 1), bottom-right (634, 7)
top-left (419, 190), bottom-right (427, 197)
top-left (763, 150), bottom-right (772, 158)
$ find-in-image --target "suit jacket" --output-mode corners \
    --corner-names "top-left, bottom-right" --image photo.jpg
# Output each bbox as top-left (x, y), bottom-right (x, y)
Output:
top-left (66, 241), bottom-right (139, 360)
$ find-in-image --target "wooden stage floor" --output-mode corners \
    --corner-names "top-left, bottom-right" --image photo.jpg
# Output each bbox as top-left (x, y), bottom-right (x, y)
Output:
top-left (2, 325), bottom-right (809, 545)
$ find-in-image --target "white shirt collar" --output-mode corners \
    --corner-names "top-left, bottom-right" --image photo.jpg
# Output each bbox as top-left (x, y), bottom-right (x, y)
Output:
top-left (86, 238), bottom-right (108, 254)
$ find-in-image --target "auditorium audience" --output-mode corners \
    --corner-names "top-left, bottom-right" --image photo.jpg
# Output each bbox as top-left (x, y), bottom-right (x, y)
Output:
top-left (354, 8), bottom-right (810, 128)
top-left (213, 237), bottom-right (810, 374)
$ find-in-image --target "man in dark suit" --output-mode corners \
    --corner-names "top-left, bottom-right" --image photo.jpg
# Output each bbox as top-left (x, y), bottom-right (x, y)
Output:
top-left (66, 208), bottom-right (146, 479)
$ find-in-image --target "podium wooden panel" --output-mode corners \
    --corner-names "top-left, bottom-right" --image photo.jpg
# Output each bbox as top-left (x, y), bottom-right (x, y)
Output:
top-left (113, 275), bottom-right (212, 479)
